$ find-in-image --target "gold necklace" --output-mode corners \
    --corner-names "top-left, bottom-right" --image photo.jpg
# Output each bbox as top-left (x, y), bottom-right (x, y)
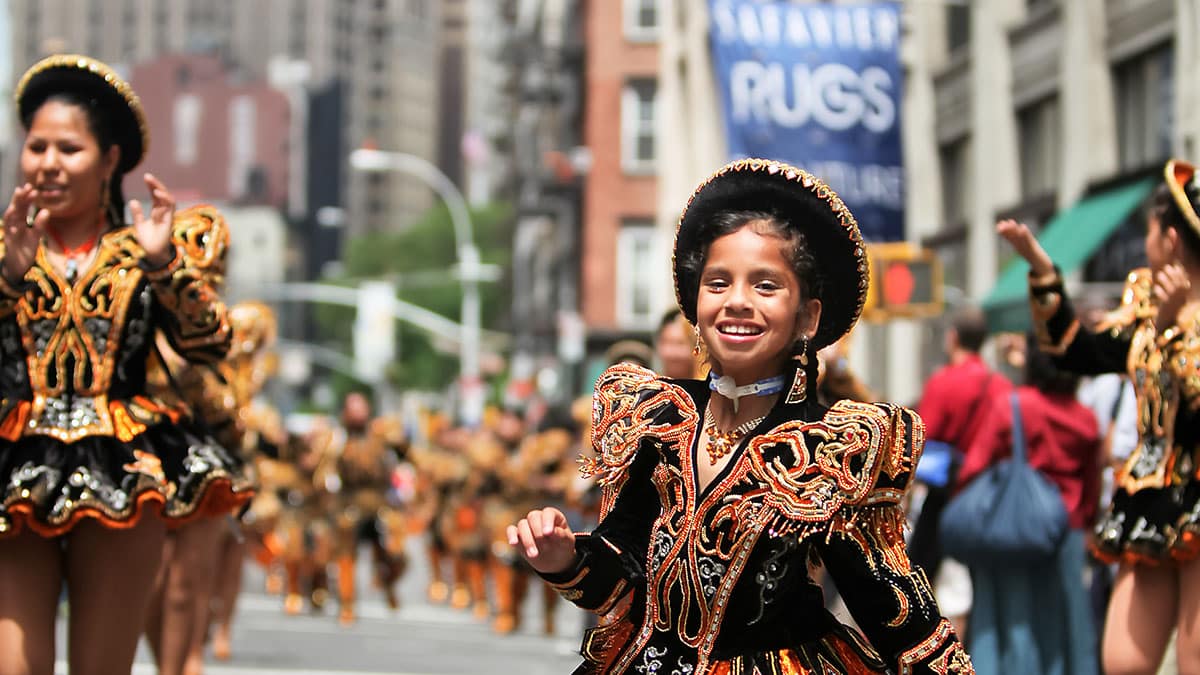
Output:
top-left (703, 409), bottom-right (766, 465)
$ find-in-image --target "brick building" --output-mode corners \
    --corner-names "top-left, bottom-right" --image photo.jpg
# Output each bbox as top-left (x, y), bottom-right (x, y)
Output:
top-left (130, 54), bottom-right (291, 208)
top-left (580, 0), bottom-right (664, 374)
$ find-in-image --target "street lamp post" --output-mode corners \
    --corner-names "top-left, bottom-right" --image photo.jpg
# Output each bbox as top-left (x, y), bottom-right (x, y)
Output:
top-left (348, 148), bottom-right (485, 426)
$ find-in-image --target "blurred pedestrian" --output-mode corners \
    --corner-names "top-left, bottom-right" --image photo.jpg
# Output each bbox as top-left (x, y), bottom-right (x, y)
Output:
top-left (997, 158), bottom-right (1200, 675)
top-left (0, 54), bottom-right (249, 675)
top-left (957, 336), bottom-right (1100, 674)
top-left (509, 159), bottom-right (972, 673)
top-left (654, 308), bottom-right (700, 379)
top-left (910, 307), bottom-right (1011, 610)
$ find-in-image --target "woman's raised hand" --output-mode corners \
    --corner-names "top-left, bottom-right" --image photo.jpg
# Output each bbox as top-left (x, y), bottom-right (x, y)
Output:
top-left (1154, 263), bottom-right (1192, 331)
top-left (130, 173), bottom-right (176, 267)
top-left (996, 218), bottom-right (1055, 277)
top-left (1, 183), bottom-right (47, 285)
top-left (507, 507), bottom-right (577, 575)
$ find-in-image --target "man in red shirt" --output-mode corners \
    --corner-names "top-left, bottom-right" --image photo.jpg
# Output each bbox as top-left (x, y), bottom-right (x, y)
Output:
top-left (910, 306), bottom-right (1011, 579)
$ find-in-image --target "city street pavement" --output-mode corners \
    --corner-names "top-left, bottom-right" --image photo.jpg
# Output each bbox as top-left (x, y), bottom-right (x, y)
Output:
top-left (55, 537), bottom-right (586, 675)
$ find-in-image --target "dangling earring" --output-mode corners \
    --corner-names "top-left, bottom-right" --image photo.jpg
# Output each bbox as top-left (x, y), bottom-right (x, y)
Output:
top-left (100, 177), bottom-right (115, 226)
top-left (786, 335), bottom-right (810, 404)
top-left (692, 324), bottom-right (703, 357)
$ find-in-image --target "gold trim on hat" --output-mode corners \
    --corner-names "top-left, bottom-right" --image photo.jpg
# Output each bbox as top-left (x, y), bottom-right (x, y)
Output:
top-left (1165, 159), bottom-right (1200, 238)
top-left (15, 54), bottom-right (149, 168)
top-left (672, 158), bottom-right (870, 348)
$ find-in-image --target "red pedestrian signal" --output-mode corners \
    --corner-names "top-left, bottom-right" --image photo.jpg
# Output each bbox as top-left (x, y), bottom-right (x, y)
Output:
top-left (863, 243), bottom-right (943, 320)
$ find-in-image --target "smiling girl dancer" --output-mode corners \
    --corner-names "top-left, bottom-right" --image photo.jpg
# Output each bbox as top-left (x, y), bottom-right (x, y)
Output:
top-left (509, 159), bottom-right (973, 674)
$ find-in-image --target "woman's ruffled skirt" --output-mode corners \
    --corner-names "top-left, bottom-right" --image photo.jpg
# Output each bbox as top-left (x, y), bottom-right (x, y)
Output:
top-left (1092, 480), bottom-right (1200, 565)
top-left (0, 422), bottom-right (254, 538)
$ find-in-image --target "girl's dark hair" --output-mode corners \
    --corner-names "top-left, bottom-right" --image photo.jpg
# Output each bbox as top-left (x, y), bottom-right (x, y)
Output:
top-left (22, 91), bottom-right (127, 228)
top-left (1024, 333), bottom-right (1079, 395)
top-left (1148, 183), bottom-right (1200, 259)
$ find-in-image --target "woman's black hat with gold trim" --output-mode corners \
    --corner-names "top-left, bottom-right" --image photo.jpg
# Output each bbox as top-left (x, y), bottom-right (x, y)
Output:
top-left (673, 158), bottom-right (869, 350)
top-left (15, 54), bottom-right (148, 174)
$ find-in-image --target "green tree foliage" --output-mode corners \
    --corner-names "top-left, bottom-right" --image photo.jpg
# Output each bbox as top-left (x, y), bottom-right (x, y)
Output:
top-left (313, 202), bottom-right (513, 396)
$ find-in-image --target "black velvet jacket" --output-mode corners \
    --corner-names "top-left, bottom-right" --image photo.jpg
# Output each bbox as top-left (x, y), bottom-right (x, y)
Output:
top-left (541, 363), bottom-right (972, 675)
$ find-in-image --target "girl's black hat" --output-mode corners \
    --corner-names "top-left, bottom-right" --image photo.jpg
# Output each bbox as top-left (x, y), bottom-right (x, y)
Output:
top-left (673, 158), bottom-right (869, 350)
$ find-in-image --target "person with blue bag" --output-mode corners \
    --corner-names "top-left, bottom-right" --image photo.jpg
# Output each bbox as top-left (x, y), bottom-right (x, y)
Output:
top-left (948, 336), bottom-right (1100, 674)
top-left (994, 159), bottom-right (1200, 675)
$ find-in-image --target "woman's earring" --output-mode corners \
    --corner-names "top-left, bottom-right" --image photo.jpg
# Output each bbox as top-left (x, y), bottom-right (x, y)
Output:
top-left (786, 336), bottom-right (810, 404)
top-left (692, 324), bottom-right (703, 357)
top-left (100, 177), bottom-right (119, 226)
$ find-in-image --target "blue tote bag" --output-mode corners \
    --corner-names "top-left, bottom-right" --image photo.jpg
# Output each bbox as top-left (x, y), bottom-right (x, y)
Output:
top-left (938, 392), bottom-right (1069, 567)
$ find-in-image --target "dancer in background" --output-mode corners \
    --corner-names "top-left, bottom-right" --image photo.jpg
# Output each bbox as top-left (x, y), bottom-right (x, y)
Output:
top-left (142, 206), bottom-right (251, 675)
top-left (997, 159), bottom-right (1200, 674)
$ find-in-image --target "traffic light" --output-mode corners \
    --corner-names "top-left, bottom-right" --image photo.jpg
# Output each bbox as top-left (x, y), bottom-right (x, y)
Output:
top-left (862, 242), bottom-right (943, 320)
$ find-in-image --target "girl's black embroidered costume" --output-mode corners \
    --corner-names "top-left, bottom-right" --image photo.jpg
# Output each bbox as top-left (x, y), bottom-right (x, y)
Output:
top-left (540, 159), bottom-right (972, 674)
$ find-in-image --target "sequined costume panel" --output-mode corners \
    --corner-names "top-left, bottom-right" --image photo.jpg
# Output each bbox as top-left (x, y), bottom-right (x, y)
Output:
top-left (0, 213), bottom-right (249, 538)
top-left (542, 363), bottom-right (972, 674)
top-left (1029, 268), bottom-right (1200, 564)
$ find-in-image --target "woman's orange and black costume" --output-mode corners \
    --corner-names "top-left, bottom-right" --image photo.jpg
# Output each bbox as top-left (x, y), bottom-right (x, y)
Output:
top-left (539, 159), bottom-right (971, 675)
top-left (1030, 265), bottom-right (1200, 565)
top-left (0, 207), bottom-right (252, 538)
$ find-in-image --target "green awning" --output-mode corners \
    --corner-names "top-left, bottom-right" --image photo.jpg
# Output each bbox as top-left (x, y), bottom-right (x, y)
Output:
top-left (983, 177), bottom-right (1157, 333)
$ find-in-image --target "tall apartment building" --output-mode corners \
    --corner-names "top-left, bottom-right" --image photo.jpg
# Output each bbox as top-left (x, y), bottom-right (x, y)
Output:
top-left (460, 0), bottom-right (515, 206)
top-left (580, 0), bottom-right (664, 376)
top-left (659, 0), bottom-right (1199, 402)
top-left (7, 0), bottom-right (440, 238)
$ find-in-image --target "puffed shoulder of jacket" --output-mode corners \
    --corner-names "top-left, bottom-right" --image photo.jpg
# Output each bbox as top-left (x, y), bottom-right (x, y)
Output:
top-left (744, 401), bottom-right (925, 533)
top-left (169, 204), bottom-right (230, 278)
top-left (583, 363), bottom-right (698, 488)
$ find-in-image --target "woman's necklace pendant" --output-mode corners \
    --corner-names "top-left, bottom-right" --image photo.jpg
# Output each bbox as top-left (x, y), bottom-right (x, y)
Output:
top-left (65, 257), bottom-right (78, 283)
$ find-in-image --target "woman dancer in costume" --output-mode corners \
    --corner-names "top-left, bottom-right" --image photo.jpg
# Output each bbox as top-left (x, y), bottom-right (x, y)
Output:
top-left (209, 302), bottom-right (286, 661)
top-left (997, 159), bottom-right (1200, 675)
top-left (0, 54), bottom-right (250, 675)
top-left (509, 159), bottom-right (973, 674)
top-left (142, 207), bottom-right (250, 675)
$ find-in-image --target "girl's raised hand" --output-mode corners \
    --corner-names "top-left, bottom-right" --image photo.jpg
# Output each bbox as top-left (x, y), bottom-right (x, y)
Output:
top-left (506, 507), bottom-right (577, 575)
top-left (1, 183), bottom-right (47, 285)
top-left (130, 173), bottom-right (175, 267)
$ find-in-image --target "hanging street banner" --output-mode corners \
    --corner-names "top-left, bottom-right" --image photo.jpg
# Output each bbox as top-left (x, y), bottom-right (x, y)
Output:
top-left (709, 1), bottom-right (905, 241)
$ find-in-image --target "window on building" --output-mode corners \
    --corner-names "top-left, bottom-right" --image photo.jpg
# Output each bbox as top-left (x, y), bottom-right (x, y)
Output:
top-left (939, 138), bottom-right (971, 226)
top-left (624, 0), bottom-right (659, 42)
top-left (1017, 96), bottom-right (1060, 199)
top-left (173, 94), bottom-right (202, 166)
top-left (1114, 44), bottom-right (1174, 172)
top-left (946, 4), bottom-right (970, 54)
top-left (616, 221), bottom-right (657, 328)
top-left (621, 79), bottom-right (658, 174)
